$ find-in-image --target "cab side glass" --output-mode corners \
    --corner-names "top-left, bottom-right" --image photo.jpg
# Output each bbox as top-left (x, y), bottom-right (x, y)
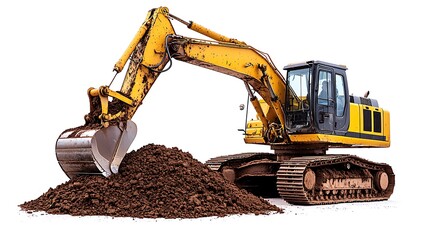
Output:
top-left (335, 74), bottom-right (346, 116)
top-left (318, 70), bottom-right (332, 106)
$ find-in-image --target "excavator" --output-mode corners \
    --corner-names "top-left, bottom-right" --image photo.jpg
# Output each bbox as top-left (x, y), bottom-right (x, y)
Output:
top-left (55, 6), bottom-right (394, 205)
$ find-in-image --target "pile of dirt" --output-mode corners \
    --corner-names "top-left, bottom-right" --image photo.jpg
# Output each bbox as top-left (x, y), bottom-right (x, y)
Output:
top-left (20, 144), bottom-right (282, 219)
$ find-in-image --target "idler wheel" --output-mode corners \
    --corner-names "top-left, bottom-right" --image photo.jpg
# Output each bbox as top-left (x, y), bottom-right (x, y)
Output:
top-left (303, 168), bottom-right (316, 191)
top-left (375, 171), bottom-right (389, 191)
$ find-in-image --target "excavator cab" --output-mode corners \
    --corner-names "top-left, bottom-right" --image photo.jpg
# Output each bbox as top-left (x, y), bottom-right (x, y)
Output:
top-left (284, 61), bottom-right (350, 135)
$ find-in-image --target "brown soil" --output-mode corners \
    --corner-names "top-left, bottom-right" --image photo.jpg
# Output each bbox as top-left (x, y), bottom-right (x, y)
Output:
top-left (20, 144), bottom-right (283, 219)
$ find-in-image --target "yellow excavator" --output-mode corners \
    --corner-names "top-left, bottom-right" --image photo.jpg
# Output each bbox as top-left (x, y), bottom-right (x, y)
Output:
top-left (55, 6), bottom-right (394, 205)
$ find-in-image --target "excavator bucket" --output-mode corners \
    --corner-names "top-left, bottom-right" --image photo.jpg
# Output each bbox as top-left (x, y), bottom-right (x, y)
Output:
top-left (55, 121), bottom-right (137, 179)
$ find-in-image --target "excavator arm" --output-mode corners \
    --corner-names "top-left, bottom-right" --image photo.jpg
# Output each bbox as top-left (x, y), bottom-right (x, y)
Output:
top-left (56, 6), bottom-right (301, 179)
top-left (85, 7), bottom-right (175, 126)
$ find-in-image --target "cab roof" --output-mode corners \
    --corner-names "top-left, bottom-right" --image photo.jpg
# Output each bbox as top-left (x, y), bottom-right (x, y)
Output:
top-left (283, 60), bottom-right (348, 71)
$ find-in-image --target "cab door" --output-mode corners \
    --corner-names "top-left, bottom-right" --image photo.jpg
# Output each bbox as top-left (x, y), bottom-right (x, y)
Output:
top-left (333, 72), bottom-right (350, 135)
top-left (316, 68), bottom-right (335, 132)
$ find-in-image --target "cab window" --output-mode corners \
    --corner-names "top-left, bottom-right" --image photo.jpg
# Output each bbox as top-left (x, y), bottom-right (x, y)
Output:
top-left (318, 70), bottom-right (332, 106)
top-left (335, 74), bottom-right (346, 116)
top-left (287, 68), bottom-right (310, 110)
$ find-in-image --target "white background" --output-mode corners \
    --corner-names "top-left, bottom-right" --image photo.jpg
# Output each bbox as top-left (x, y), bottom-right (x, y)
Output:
top-left (1, 0), bottom-right (427, 239)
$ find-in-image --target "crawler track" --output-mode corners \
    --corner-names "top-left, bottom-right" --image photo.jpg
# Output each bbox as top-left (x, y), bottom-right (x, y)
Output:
top-left (276, 155), bottom-right (395, 205)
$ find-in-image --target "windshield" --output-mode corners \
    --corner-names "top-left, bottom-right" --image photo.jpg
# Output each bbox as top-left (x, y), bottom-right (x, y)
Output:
top-left (286, 68), bottom-right (310, 110)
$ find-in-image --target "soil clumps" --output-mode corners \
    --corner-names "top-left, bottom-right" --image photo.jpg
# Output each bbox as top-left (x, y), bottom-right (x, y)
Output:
top-left (20, 144), bottom-right (282, 219)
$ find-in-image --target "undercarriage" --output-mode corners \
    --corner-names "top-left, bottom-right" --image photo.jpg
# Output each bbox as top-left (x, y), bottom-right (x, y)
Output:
top-left (206, 148), bottom-right (394, 205)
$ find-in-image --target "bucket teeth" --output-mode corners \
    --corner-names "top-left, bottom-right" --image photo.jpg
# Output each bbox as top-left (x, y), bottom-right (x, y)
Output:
top-left (55, 121), bottom-right (137, 179)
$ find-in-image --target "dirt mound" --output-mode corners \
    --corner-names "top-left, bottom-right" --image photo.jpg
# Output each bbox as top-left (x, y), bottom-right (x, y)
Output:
top-left (20, 144), bottom-right (283, 219)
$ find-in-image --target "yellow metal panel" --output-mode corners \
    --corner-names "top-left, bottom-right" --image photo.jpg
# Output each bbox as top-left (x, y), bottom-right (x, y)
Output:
top-left (348, 103), bottom-right (360, 133)
top-left (244, 120), bottom-right (267, 144)
top-left (289, 133), bottom-right (390, 148)
top-left (250, 98), bottom-right (268, 127)
top-left (244, 138), bottom-right (267, 144)
top-left (383, 110), bottom-right (391, 145)
top-left (142, 11), bottom-right (176, 67)
top-left (359, 104), bottom-right (384, 136)
top-left (259, 99), bottom-right (277, 121)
